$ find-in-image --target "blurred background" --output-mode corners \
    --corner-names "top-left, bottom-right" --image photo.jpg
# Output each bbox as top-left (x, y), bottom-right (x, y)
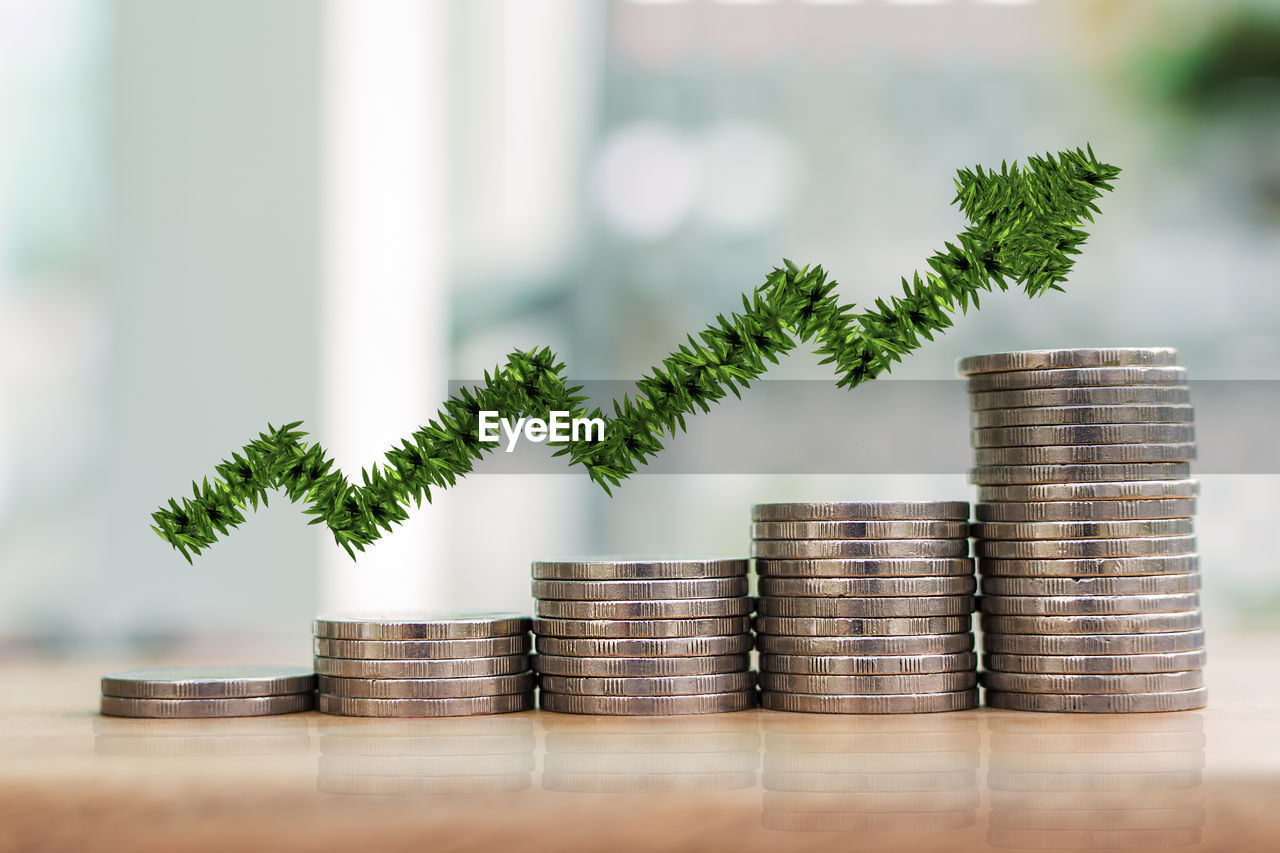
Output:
top-left (0, 0), bottom-right (1277, 659)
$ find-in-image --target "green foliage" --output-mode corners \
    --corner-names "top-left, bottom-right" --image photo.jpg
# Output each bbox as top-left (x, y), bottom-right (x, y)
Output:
top-left (152, 147), bottom-right (1120, 563)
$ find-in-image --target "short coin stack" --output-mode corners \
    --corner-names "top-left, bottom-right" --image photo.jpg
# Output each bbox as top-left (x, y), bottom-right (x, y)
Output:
top-left (99, 665), bottom-right (315, 718)
top-left (752, 502), bottom-right (979, 714)
top-left (960, 348), bottom-right (1206, 713)
top-left (532, 559), bottom-right (756, 715)
top-left (313, 613), bottom-right (536, 717)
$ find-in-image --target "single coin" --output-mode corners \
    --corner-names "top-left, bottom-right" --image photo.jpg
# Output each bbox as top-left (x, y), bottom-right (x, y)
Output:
top-left (957, 348), bottom-right (1179, 376)
top-left (973, 423), bottom-right (1195, 449)
top-left (754, 558), bottom-right (975, 578)
top-left (752, 501), bottom-right (969, 521)
top-left (978, 554), bottom-right (1199, 577)
top-left (314, 635), bottom-right (530, 660)
top-left (760, 671), bottom-right (976, 695)
top-left (975, 498), bottom-right (1197, 522)
top-left (760, 689), bottom-right (979, 714)
top-left (317, 672), bottom-right (534, 699)
top-left (969, 385), bottom-right (1191, 411)
top-left (532, 616), bottom-right (751, 639)
top-left (979, 593), bottom-right (1200, 616)
top-left (755, 615), bottom-right (972, 637)
top-left (756, 633), bottom-right (975, 656)
top-left (757, 596), bottom-right (975, 618)
top-left (977, 479), bottom-right (1199, 502)
top-left (981, 630), bottom-right (1205, 656)
top-left (752, 539), bottom-right (969, 559)
top-left (980, 611), bottom-right (1202, 635)
top-left (980, 670), bottom-right (1203, 694)
top-left (751, 520), bottom-right (968, 540)
top-left (312, 655), bottom-right (530, 679)
top-left (761, 652), bottom-right (976, 675)
top-left (984, 687), bottom-right (1207, 713)
top-left (974, 518), bottom-right (1194, 540)
top-left (538, 672), bottom-right (754, 697)
top-left (977, 536), bottom-right (1196, 559)
top-left (530, 577), bottom-right (747, 601)
top-left (983, 650), bottom-right (1206, 674)
top-left (970, 404), bottom-right (1194, 429)
top-left (533, 654), bottom-right (749, 677)
top-left (980, 575), bottom-right (1200, 596)
top-left (534, 598), bottom-right (752, 620)
top-left (538, 690), bottom-right (756, 715)
top-left (531, 559), bottom-right (746, 580)
top-left (965, 366), bottom-right (1187, 392)
top-left (318, 692), bottom-right (534, 717)
top-left (100, 665), bottom-right (314, 700)
top-left (534, 635), bottom-right (752, 657)
top-left (969, 462), bottom-right (1191, 485)
top-left (312, 612), bottom-right (531, 640)
top-left (100, 694), bottom-right (313, 718)
top-left (973, 443), bottom-right (1197, 466)
top-left (759, 576), bottom-right (975, 598)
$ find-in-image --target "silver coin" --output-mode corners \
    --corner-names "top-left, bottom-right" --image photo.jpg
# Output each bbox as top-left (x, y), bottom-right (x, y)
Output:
top-left (100, 693), bottom-right (314, 718)
top-left (531, 559), bottom-right (746, 580)
top-left (757, 596), bottom-right (975, 618)
top-left (314, 635), bottom-right (530, 660)
top-left (977, 479), bottom-right (1199, 502)
top-left (980, 670), bottom-right (1203, 694)
top-left (978, 554), bottom-right (1199, 577)
top-left (976, 498), bottom-right (1197, 521)
top-left (318, 692), bottom-right (534, 717)
top-left (761, 652), bottom-right (977, 675)
top-left (534, 597), bottom-right (752, 620)
top-left (316, 672), bottom-right (534, 699)
top-left (752, 501), bottom-right (969, 521)
top-left (973, 423), bottom-right (1196, 448)
top-left (957, 348), bottom-right (1179, 376)
top-left (532, 616), bottom-right (752, 639)
top-left (980, 575), bottom-right (1200, 596)
top-left (973, 518), bottom-right (1194, 540)
top-left (983, 650), bottom-right (1206, 674)
top-left (969, 385), bottom-right (1191, 411)
top-left (312, 612), bottom-right (531, 640)
top-left (977, 536), bottom-right (1196, 559)
top-left (752, 539), bottom-right (969, 559)
top-left (979, 593), bottom-right (1200, 616)
top-left (530, 577), bottom-right (748, 601)
top-left (980, 611), bottom-right (1202, 635)
top-left (538, 672), bottom-right (754, 697)
top-left (760, 671), bottom-right (977, 695)
top-left (759, 576), bottom-right (975, 598)
top-left (760, 689), bottom-right (979, 714)
top-left (534, 635), bottom-right (752, 657)
top-left (755, 615), bottom-right (972, 637)
top-left (970, 462), bottom-right (1192, 485)
top-left (99, 665), bottom-right (315, 700)
top-left (984, 687), bottom-right (1207, 713)
top-left (312, 655), bottom-right (530, 679)
top-left (538, 690), bottom-right (757, 715)
top-left (981, 629), bottom-right (1205, 656)
top-left (751, 520), bottom-right (969, 540)
top-left (974, 443), bottom-right (1197, 466)
top-left (970, 404), bottom-right (1194, 429)
top-left (966, 366), bottom-right (1187, 392)
top-left (754, 558), bottom-right (975, 578)
top-left (756, 633), bottom-right (975, 656)
top-left (533, 654), bottom-right (749, 677)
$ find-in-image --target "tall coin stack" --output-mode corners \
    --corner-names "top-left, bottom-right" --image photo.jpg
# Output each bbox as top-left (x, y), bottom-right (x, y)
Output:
top-left (313, 613), bottom-right (536, 717)
top-left (960, 348), bottom-right (1206, 713)
top-left (752, 502), bottom-right (980, 714)
top-left (532, 559), bottom-right (756, 715)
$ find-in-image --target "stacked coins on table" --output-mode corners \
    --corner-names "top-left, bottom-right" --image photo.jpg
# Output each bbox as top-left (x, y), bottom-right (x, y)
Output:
top-left (313, 613), bottom-right (536, 717)
top-left (532, 559), bottom-right (756, 715)
top-left (960, 347), bottom-right (1206, 713)
top-left (99, 666), bottom-right (315, 718)
top-left (751, 502), bottom-right (980, 714)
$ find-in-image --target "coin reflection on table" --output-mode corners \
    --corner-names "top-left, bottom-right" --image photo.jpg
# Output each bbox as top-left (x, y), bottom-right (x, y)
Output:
top-left (986, 712), bottom-right (1206, 848)
top-left (92, 714), bottom-right (312, 756)
top-left (760, 711), bottom-right (980, 834)
top-left (316, 716), bottom-right (535, 795)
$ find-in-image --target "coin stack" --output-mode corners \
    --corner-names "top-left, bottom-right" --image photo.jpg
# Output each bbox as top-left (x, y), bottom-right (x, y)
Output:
top-left (99, 666), bottom-right (316, 718)
top-left (313, 613), bottom-right (536, 717)
top-left (752, 502), bottom-right (979, 714)
top-left (531, 559), bottom-right (756, 715)
top-left (960, 348), bottom-right (1206, 713)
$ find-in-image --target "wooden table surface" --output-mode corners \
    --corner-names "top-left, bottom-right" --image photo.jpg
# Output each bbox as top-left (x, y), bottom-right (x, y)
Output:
top-left (2, 635), bottom-right (1278, 853)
